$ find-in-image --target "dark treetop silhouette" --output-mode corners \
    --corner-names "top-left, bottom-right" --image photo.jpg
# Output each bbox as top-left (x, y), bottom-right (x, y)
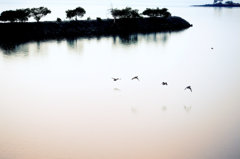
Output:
top-left (162, 82), bottom-right (168, 85)
top-left (142, 8), bottom-right (171, 18)
top-left (0, 7), bottom-right (192, 44)
top-left (66, 7), bottom-right (86, 20)
top-left (31, 7), bottom-right (51, 22)
top-left (0, 7), bottom-right (51, 22)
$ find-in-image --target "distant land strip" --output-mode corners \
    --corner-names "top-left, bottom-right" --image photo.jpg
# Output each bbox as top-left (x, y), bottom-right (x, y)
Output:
top-left (192, 3), bottom-right (240, 7)
top-left (0, 17), bottom-right (192, 44)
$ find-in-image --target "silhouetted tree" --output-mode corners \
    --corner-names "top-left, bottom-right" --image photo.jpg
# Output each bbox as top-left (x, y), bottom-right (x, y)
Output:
top-left (0, 10), bottom-right (17, 22)
top-left (74, 7), bottom-right (86, 20)
top-left (0, 9), bottom-right (32, 22)
top-left (162, 11), bottom-right (171, 18)
top-left (66, 10), bottom-right (75, 20)
top-left (56, 17), bottom-right (62, 22)
top-left (128, 9), bottom-right (141, 18)
top-left (142, 8), bottom-right (171, 18)
top-left (31, 7), bottom-right (51, 22)
top-left (96, 17), bottom-right (102, 22)
top-left (225, 1), bottom-right (234, 5)
top-left (66, 7), bottom-right (86, 20)
top-left (0, 8), bottom-right (31, 22)
top-left (15, 9), bottom-right (31, 22)
top-left (111, 8), bottom-right (121, 20)
top-left (110, 7), bottom-right (141, 19)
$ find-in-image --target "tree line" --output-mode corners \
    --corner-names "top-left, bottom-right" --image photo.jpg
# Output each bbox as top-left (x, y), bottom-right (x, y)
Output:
top-left (0, 7), bottom-right (51, 22)
top-left (0, 6), bottom-right (171, 23)
top-left (111, 7), bottom-right (171, 19)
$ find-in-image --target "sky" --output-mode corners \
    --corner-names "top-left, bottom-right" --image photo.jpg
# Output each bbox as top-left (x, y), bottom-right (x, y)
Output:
top-left (1, 0), bottom-right (240, 20)
top-left (1, 0), bottom-right (240, 6)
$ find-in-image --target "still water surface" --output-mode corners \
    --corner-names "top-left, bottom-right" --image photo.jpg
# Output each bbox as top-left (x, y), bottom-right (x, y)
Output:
top-left (0, 7), bottom-right (240, 159)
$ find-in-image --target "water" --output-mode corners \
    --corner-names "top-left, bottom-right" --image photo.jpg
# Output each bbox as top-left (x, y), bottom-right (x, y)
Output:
top-left (1, 7), bottom-right (240, 159)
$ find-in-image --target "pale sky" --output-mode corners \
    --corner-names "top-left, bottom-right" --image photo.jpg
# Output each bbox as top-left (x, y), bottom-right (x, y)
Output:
top-left (1, 0), bottom-right (240, 5)
top-left (1, 0), bottom-right (240, 20)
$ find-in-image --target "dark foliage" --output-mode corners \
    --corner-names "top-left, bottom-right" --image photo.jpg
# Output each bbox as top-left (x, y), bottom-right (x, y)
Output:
top-left (30, 7), bottom-right (51, 22)
top-left (66, 10), bottom-right (75, 20)
top-left (66, 7), bottom-right (86, 20)
top-left (96, 17), bottom-right (102, 22)
top-left (111, 7), bottom-right (141, 19)
top-left (57, 18), bottom-right (62, 22)
top-left (15, 9), bottom-right (31, 22)
top-left (142, 8), bottom-right (171, 18)
top-left (0, 9), bottom-right (31, 22)
top-left (0, 10), bottom-right (17, 22)
top-left (0, 8), bottom-right (50, 23)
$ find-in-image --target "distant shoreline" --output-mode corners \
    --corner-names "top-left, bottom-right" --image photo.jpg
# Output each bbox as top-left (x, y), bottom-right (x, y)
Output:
top-left (0, 16), bottom-right (192, 44)
top-left (192, 3), bottom-right (240, 7)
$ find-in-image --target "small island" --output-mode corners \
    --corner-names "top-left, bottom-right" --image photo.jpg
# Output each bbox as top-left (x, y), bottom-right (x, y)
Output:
top-left (0, 7), bottom-right (192, 44)
top-left (193, 0), bottom-right (240, 7)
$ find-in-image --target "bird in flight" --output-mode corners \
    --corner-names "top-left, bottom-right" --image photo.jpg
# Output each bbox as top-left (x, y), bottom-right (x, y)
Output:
top-left (131, 76), bottom-right (139, 81)
top-left (184, 86), bottom-right (192, 92)
top-left (162, 82), bottom-right (168, 85)
top-left (112, 78), bottom-right (121, 81)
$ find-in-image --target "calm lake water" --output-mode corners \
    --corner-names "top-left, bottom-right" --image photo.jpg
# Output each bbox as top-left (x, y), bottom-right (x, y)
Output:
top-left (0, 7), bottom-right (240, 159)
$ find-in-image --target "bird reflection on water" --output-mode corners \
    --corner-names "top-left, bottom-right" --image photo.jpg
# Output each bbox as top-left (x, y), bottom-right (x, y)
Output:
top-left (162, 106), bottom-right (167, 111)
top-left (131, 107), bottom-right (138, 114)
top-left (184, 106), bottom-right (192, 112)
top-left (113, 88), bottom-right (121, 91)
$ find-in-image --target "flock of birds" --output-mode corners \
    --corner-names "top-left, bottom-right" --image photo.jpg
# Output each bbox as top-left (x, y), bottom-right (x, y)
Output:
top-left (112, 75), bottom-right (193, 113)
top-left (110, 47), bottom-right (216, 113)
top-left (109, 48), bottom-right (216, 113)
top-left (112, 76), bottom-right (192, 92)
top-left (111, 47), bottom-right (216, 92)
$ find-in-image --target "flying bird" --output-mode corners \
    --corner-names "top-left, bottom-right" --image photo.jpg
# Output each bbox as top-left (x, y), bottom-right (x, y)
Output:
top-left (184, 86), bottom-right (192, 92)
top-left (112, 78), bottom-right (121, 81)
top-left (162, 82), bottom-right (168, 85)
top-left (131, 76), bottom-right (139, 81)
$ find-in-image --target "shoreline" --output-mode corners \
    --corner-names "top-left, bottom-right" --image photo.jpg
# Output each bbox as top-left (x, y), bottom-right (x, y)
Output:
top-left (0, 16), bottom-right (191, 44)
top-left (192, 3), bottom-right (240, 7)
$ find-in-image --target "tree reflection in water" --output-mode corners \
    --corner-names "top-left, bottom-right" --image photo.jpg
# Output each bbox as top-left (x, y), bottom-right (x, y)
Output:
top-left (112, 32), bottom-right (171, 46)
